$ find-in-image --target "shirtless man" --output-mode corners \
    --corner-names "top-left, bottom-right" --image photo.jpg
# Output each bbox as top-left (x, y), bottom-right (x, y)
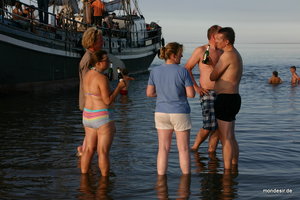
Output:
top-left (268, 71), bottom-right (282, 84)
top-left (185, 25), bottom-right (223, 152)
top-left (290, 66), bottom-right (300, 85)
top-left (210, 27), bottom-right (243, 170)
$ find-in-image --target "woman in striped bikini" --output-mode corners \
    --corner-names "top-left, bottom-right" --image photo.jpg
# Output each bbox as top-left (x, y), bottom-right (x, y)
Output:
top-left (80, 50), bottom-right (125, 176)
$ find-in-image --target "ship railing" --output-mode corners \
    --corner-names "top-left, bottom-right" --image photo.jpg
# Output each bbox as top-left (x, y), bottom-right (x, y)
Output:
top-left (0, 3), bottom-right (89, 53)
top-left (1, 2), bottom-right (162, 51)
top-left (101, 26), bottom-right (162, 51)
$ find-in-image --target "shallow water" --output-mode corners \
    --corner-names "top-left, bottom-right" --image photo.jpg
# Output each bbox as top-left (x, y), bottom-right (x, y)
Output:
top-left (0, 43), bottom-right (300, 199)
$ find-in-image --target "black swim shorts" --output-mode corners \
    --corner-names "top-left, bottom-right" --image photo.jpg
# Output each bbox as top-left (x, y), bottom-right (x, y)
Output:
top-left (214, 94), bottom-right (241, 122)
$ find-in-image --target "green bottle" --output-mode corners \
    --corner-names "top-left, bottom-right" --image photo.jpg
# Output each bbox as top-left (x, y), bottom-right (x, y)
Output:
top-left (202, 45), bottom-right (210, 64)
top-left (108, 63), bottom-right (113, 81)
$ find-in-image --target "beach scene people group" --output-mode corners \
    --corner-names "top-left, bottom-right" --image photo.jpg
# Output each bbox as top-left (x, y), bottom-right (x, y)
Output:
top-left (77, 24), bottom-right (299, 176)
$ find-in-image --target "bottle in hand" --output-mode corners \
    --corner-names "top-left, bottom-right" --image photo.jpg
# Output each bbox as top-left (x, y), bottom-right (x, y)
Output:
top-left (117, 67), bottom-right (123, 82)
top-left (108, 63), bottom-right (113, 81)
top-left (202, 45), bottom-right (210, 64)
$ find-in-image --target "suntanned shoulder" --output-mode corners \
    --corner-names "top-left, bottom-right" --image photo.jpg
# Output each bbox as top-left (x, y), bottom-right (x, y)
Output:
top-left (185, 45), bottom-right (206, 70)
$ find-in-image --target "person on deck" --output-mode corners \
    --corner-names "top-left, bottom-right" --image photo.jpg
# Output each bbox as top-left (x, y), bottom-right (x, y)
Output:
top-left (12, 1), bottom-right (24, 20)
top-left (37, 0), bottom-right (49, 24)
top-left (91, 0), bottom-right (105, 27)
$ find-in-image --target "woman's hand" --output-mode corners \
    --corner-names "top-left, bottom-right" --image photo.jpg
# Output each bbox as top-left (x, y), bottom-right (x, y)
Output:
top-left (118, 79), bottom-right (126, 90)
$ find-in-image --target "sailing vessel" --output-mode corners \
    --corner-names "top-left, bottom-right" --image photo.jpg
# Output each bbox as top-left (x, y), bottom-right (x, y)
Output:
top-left (0, 0), bottom-right (162, 92)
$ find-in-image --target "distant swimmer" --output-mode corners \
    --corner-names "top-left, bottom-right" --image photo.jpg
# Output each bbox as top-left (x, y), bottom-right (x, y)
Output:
top-left (268, 71), bottom-right (282, 84)
top-left (290, 66), bottom-right (300, 85)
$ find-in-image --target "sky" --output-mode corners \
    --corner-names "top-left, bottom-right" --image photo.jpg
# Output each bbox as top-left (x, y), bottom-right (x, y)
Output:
top-left (20, 0), bottom-right (300, 44)
top-left (138, 0), bottom-right (300, 44)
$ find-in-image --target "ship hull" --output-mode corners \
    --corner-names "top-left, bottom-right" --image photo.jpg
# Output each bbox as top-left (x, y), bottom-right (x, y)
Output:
top-left (0, 34), bottom-right (81, 92)
top-left (0, 33), bottom-right (158, 92)
top-left (0, 12), bottom-right (162, 93)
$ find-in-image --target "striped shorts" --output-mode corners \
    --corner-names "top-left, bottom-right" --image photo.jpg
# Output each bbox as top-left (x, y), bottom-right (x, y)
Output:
top-left (200, 90), bottom-right (217, 131)
top-left (82, 108), bottom-right (114, 129)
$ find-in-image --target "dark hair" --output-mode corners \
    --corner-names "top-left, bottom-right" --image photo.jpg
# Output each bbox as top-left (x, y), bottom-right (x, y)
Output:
top-left (159, 42), bottom-right (183, 60)
top-left (273, 71), bottom-right (278, 77)
top-left (207, 25), bottom-right (221, 40)
top-left (121, 68), bottom-right (129, 75)
top-left (290, 66), bottom-right (296, 70)
top-left (90, 50), bottom-right (108, 67)
top-left (218, 27), bottom-right (235, 45)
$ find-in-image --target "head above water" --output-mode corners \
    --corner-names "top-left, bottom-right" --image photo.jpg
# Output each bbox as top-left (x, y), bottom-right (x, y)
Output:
top-left (290, 66), bottom-right (296, 71)
top-left (273, 71), bottom-right (278, 77)
top-left (159, 42), bottom-right (183, 61)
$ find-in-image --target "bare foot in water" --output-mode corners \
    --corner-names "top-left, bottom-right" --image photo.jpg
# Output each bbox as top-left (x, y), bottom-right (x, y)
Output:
top-left (190, 146), bottom-right (198, 152)
top-left (77, 146), bottom-right (83, 157)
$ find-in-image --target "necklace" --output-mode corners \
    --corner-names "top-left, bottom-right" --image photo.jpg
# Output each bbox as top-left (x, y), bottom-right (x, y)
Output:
top-left (91, 67), bottom-right (102, 73)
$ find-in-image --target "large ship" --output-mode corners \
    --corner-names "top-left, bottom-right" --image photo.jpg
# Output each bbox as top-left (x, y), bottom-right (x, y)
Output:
top-left (0, 0), bottom-right (163, 92)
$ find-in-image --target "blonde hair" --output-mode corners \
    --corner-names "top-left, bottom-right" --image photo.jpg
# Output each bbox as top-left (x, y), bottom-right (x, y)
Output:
top-left (81, 27), bottom-right (103, 49)
top-left (159, 42), bottom-right (183, 60)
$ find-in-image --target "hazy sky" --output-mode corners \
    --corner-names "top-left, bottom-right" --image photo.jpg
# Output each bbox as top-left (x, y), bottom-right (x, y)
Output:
top-left (138, 0), bottom-right (300, 44)
top-left (20, 0), bottom-right (300, 43)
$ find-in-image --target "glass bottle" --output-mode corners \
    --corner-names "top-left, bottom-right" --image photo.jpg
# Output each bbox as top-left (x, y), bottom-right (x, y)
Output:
top-left (202, 45), bottom-right (210, 64)
top-left (117, 67), bottom-right (123, 82)
top-left (108, 63), bottom-right (113, 81)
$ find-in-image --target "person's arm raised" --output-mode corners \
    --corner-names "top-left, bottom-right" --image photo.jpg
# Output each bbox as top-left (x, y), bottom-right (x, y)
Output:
top-left (100, 76), bottom-right (125, 105)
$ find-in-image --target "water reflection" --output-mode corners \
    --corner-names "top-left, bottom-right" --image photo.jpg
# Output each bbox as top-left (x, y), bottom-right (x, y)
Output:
top-left (192, 152), bottom-right (238, 199)
top-left (156, 174), bottom-right (191, 200)
top-left (79, 174), bottom-right (113, 200)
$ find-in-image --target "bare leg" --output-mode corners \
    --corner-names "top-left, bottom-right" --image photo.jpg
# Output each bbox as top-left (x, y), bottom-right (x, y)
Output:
top-left (175, 130), bottom-right (191, 174)
top-left (231, 121), bottom-right (239, 166)
top-left (191, 128), bottom-right (210, 151)
top-left (208, 129), bottom-right (220, 153)
top-left (97, 121), bottom-right (115, 176)
top-left (217, 119), bottom-right (235, 170)
top-left (157, 129), bottom-right (173, 175)
top-left (81, 127), bottom-right (98, 173)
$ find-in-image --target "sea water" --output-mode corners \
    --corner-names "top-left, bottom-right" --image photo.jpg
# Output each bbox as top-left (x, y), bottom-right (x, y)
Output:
top-left (0, 43), bottom-right (299, 199)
